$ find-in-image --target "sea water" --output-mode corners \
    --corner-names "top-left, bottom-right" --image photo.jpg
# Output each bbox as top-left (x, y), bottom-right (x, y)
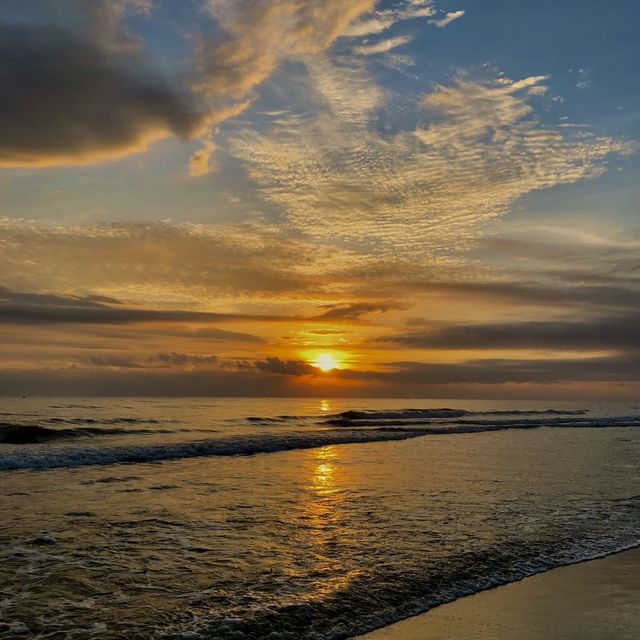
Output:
top-left (1, 397), bottom-right (639, 638)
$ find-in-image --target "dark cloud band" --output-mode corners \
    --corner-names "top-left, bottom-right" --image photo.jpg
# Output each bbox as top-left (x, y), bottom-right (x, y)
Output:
top-left (377, 315), bottom-right (640, 352)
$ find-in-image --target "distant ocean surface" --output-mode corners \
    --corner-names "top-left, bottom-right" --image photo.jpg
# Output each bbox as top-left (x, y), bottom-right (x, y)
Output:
top-left (1, 397), bottom-right (639, 639)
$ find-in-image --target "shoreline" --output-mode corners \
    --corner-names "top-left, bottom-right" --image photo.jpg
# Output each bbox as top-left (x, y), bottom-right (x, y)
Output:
top-left (355, 546), bottom-right (640, 639)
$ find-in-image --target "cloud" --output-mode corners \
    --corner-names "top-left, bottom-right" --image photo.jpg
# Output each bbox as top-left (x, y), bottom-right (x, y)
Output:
top-left (0, 285), bottom-right (290, 325)
top-left (376, 313), bottom-right (640, 352)
top-left (4, 219), bottom-right (639, 335)
top-left (124, 324), bottom-right (267, 343)
top-left (430, 10), bottom-right (465, 28)
top-left (155, 352), bottom-right (219, 366)
top-left (576, 68), bottom-right (592, 90)
top-left (0, 365), bottom-right (372, 397)
top-left (0, 0), bottom-right (432, 172)
top-left (4, 353), bottom-right (640, 397)
top-left (463, 227), bottom-right (640, 307)
top-left (195, 0), bottom-right (377, 100)
top-left (229, 67), bottom-right (633, 255)
top-left (308, 329), bottom-right (351, 335)
top-left (81, 351), bottom-right (219, 369)
top-left (185, 327), bottom-right (266, 343)
top-left (344, 1), bottom-right (435, 37)
top-left (189, 139), bottom-right (217, 176)
top-left (0, 1), bottom-right (154, 51)
top-left (353, 35), bottom-right (413, 55)
top-left (341, 354), bottom-right (640, 385)
top-left (0, 284), bottom-right (397, 331)
top-left (81, 354), bottom-right (148, 369)
top-left (74, 0), bottom-right (153, 52)
top-left (0, 285), bottom-right (120, 308)
top-left (480, 227), bottom-right (640, 278)
top-left (0, 24), bottom-right (208, 168)
top-left (254, 356), bottom-right (318, 376)
top-left (0, 220), bottom-right (364, 299)
top-left (399, 279), bottom-right (640, 312)
top-left (314, 302), bottom-right (396, 320)
top-left (0, 1), bottom-right (382, 169)
top-left (87, 325), bottom-right (266, 344)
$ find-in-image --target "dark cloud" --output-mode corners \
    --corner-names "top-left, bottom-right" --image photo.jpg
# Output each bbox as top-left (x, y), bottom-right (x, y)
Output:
top-left (481, 233), bottom-right (640, 267)
top-left (0, 23), bottom-right (206, 167)
top-left (0, 285), bottom-right (121, 308)
top-left (0, 286), bottom-right (290, 325)
top-left (377, 314), bottom-right (640, 352)
top-left (4, 354), bottom-right (640, 398)
top-left (0, 365), bottom-right (358, 397)
top-left (340, 354), bottom-right (640, 385)
top-left (314, 302), bottom-right (395, 321)
top-left (350, 257), bottom-right (640, 312)
top-left (410, 280), bottom-right (640, 312)
top-left (155, 352), bottom-right (218, 367)
top-left (0, 368), bottom-right (294, 397)
top-left (0, 286), bottom-right (400, 328)
top-left (474, 232), bottom-right (640, 295)
top-left (186, 328), bottom-right (265, 343)
top-left (103, 324), bottom-right (267, 344)
top-left (82, 352), bottom-right (219, 369)
top-left (350, 229), bottom-right (640, 314)
top-left (82, 354), bottom-right (147, 369)
top-left (255, 357), bottom-right (319, 376)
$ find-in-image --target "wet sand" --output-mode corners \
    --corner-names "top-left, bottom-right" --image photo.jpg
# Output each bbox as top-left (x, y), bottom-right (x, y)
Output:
top-left (356, 547), bottom-right (640, 640)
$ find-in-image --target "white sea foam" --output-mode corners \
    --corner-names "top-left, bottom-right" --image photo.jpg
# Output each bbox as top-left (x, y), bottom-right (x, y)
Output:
top-left (2, 414), bottom-right (640, 470)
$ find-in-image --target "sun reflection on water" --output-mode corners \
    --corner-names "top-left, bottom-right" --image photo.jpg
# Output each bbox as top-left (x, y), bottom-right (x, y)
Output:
top-left (299, 445), bottom-right (359, 595)
top-left (310, 445), bottom-right (337, 494)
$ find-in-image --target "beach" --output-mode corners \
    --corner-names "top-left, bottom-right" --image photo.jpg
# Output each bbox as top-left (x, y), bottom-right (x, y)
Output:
top-left (357, 548), bottom-right (640, 640)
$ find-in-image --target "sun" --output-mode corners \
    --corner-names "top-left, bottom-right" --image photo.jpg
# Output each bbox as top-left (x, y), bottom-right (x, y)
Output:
top-left (313, 353), bottom-right (340, 372)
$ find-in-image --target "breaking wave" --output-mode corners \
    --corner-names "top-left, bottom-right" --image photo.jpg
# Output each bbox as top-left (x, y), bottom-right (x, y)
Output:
top-left (326, 416), bottom-right (640, 428)
top-left (44, 417), bottom-right (165, 425)
top-left (185, 537), bottom-right (640, 640)
top-left (0, 429), bottom-right (425, 470)
top-left (326, 407), bottom-right (589, 423)
top-left (0, 422), bottom-right (168, 444)
top-left (2, 412), bottom-right (640, 469)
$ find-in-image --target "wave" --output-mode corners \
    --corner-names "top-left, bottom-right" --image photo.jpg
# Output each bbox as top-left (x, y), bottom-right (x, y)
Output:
top-left (3, 415), bottom-right (640, 469)
top-left (328, 407), bottom-right (589, 422)
top-left (0, 429), bottom-right (427, 469)
top-left (327, 415), bottom-right (640, 429)
top-left (246, 415), bottom-right (302, 423)
top-left (473, 408), bottom-right (589, 416)
top-left (245, 408), bottom-right (590, 423)
top-left (330, 408), bottom-right (469, 421)
top-left (156, 482), bottom-right (640, 637)
top-left (181, 539), bottom-right (640, 640)
top-left (0, 422), bottom-right (168, 445)
top-left (44, 417), bottom-right (164, 425)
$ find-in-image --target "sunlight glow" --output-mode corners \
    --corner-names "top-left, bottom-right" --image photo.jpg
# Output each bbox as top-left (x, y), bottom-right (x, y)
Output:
top-left (314, 353), bottom-right (340, 372)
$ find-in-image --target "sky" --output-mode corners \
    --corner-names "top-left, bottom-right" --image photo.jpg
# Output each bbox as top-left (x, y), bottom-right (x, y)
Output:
top-left (1, 0), bottom-right (639, 399)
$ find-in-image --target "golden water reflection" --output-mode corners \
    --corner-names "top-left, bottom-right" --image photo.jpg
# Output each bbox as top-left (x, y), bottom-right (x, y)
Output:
top-left (301, 445), bottom-right (362, 597)
top-left (311, 446), bottom-right (337, 495)
top-left (319, 399), bottom-right (332, 413)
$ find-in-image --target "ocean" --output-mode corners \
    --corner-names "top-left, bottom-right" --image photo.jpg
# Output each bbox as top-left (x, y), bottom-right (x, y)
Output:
top-left (1, 397), bottom-right (639, 639)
